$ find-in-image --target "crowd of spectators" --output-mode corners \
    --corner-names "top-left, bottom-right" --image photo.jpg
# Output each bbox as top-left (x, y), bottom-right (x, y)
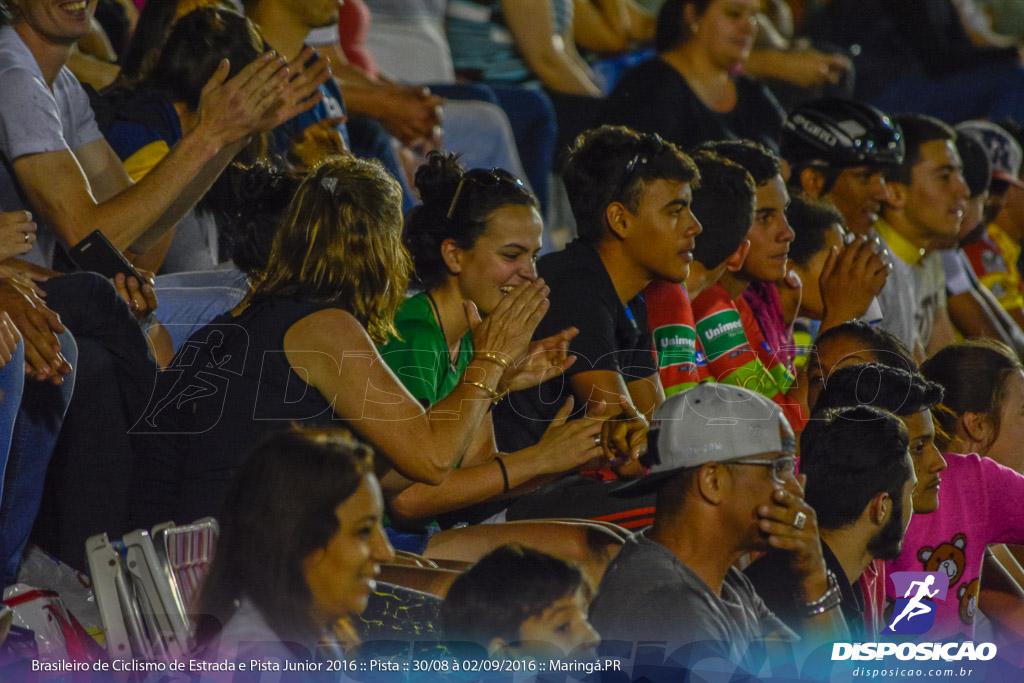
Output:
top-left (4, 0), bottom-right (1024, 674)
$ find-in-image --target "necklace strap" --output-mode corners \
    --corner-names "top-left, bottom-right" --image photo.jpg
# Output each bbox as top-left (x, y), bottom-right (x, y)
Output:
top-left (426, 292), bottom-right (461, 370)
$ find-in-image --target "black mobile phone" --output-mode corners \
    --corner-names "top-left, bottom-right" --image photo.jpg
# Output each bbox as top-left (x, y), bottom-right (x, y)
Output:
top-left (67, 230), bottom-right (145, 282)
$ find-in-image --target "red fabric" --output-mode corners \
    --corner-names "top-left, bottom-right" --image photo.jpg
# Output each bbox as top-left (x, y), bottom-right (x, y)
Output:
top-left (643, 280), bottom-right (705, 397)
top-left (692, 284), bottom-right (807, 430)
top-left (338, 0), bottom-right (377, 79)
top-left (858, 559), bottom-right (888, 638)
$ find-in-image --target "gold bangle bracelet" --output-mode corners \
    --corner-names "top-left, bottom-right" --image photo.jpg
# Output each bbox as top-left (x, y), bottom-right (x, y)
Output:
top-left (464, 380), bottom-right (502, 401)
top-left (473, 351), bottom-right (511, 370)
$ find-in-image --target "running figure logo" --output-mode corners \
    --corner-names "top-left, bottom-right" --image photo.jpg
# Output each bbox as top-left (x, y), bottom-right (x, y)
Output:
top-left (884, 571), bottom-right (949, 635)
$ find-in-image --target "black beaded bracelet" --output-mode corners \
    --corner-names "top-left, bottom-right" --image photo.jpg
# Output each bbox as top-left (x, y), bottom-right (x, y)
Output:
top-left (494, 456), bottom-right (510, 493)
top-left (801, 569), bottom-right (842, 617)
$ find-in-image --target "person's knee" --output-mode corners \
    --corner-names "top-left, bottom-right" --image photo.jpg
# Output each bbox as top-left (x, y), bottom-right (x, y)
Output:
top-left (49, 272), bottom-right (121, 310)
top-left (72, 337), bottom-right (117, 386)
top-left (439, 82), bottom-right (500, 105)
top-left (41, 272), bottom-right (141, 341)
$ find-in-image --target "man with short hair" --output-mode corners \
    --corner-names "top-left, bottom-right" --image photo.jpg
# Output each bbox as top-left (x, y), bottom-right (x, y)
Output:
top-left (690, 140), bottom-right (805, 428)
top-left (934, 124), bottom-right (1024, 355)
top-left (494, 125), bottom-right (701, 466)
top-left (745, 405), bottom-right (917, 640)
top-left (644, 150), bottom-right (755, 398)
top-left (588, 384), bottom-right (848, 667)
top-left (874, 114), bottom-right (968, 357)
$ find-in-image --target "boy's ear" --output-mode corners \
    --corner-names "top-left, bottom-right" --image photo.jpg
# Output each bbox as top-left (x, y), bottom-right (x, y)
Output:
top-left (885, 181), bottom-right (907, 210)
top-left (724, 239), bottom-right (751, 272)
top-left (605, 202), bottom-right (629, 240)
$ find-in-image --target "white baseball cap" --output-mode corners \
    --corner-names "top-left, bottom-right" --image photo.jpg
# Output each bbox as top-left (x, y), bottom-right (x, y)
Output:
top-left (956, 120), bottom-right (1024, 189)
top-left (617, 384), bottom-right (795, 496)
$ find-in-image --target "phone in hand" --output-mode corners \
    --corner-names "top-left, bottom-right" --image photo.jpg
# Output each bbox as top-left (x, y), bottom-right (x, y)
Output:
top-left (67, 230), bottom-right (145, 283)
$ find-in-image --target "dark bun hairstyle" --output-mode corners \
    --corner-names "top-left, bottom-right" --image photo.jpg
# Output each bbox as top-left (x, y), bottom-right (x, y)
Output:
top-left (207, 161), bottom-right (303, 280)
top-left (403, 152), bottom-right (538, 290)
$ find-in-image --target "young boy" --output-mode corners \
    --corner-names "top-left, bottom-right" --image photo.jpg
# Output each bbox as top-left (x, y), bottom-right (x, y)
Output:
top-left (644, 150), bottom-right (755, 397)
top-left (441, 545), bottom-right (599, 661)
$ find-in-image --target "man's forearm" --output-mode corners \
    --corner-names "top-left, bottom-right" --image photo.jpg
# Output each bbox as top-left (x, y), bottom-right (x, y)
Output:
top-left (128, 137), bottom-right (247, 254)
top-left (55, 127), bottom-right (228, 252)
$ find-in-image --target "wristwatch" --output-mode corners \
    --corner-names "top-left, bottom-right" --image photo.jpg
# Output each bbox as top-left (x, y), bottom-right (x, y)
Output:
top-left (801, 569), bottom-right (842, 616)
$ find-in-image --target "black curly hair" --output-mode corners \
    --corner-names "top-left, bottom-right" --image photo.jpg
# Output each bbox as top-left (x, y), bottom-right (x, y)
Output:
top-left (786, 192), bottom-right (845, 267)
top-left (689, 150), bottom-right (755, 269)
top-left (206, 161), bottom-right (302, 280)
top-left (403, 152), bottom-right (538, 290)
top-left (813, 363), bottom-right (944, 418)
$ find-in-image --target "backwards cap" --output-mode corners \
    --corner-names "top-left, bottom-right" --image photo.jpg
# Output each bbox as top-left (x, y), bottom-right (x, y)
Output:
top-left (617, 384), bottom-right (794, 497)
top-left (955, 120), bottom-right (1024, 189)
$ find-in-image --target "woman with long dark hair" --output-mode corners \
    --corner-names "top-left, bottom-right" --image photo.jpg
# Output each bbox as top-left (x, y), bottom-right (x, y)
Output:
top-left (194, 426), bottom-right (393, 656)
top-left (374, 152), bottom-right (626, 582)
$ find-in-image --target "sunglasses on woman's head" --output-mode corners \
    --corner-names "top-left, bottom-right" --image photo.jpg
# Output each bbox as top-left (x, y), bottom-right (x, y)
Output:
top-left (446, 168), bottom-right (525, 219)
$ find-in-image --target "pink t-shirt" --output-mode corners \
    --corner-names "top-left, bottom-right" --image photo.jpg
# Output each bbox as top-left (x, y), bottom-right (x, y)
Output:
top-left (886, 452), bottom-right (1024, 640)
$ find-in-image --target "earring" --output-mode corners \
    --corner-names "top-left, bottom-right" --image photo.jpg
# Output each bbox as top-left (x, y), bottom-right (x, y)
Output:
top-left (690, 23), bottom-right (700, 35)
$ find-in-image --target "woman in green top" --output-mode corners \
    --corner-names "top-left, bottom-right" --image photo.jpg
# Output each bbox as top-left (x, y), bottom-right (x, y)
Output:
top-left (379, 153), bottom-right (627, 582)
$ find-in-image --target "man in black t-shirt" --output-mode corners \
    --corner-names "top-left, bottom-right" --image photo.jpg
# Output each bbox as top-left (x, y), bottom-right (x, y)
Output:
top-left (494, 126), bottom-right (700, 474)
top-left (745, 403), bottom-right (917, 640)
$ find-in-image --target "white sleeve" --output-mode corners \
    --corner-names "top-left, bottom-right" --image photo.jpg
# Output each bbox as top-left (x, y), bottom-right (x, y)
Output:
top-left (941, 248), bottom-right (973, 296)
top-left (306, 25), bottom-right (340, 47)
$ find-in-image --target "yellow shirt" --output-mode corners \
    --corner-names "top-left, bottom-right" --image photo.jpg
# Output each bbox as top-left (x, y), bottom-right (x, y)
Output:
top-left (874, 218), bottom-right (926, 266)
top-left (964, 222), bottom-right (1024, 313)
top-left (122, 140), bottom-right (170, 182)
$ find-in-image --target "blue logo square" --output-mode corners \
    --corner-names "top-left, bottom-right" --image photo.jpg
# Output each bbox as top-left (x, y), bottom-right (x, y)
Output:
top-left (883, 571), bottom-right (949, 635)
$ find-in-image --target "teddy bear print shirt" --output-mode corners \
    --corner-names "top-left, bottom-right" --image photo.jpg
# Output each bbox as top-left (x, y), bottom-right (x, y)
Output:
top-left (885, 452), bottom-right (1024, 640)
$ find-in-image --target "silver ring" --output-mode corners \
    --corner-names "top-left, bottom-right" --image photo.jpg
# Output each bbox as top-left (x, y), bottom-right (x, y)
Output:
top-left (23, 233), bottom-right (29, 244)
top-left (593, 435), bottom-right (601, 447)
top-left (793, 511), bottom-right (807, 530)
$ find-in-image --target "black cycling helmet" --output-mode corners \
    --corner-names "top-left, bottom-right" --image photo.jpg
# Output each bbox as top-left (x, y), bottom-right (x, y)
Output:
top-left (782, 97), bottom-right (905, 169)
